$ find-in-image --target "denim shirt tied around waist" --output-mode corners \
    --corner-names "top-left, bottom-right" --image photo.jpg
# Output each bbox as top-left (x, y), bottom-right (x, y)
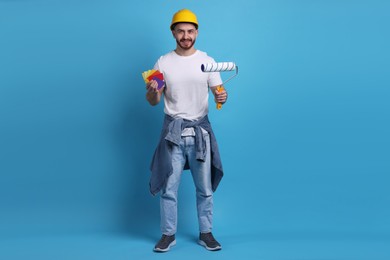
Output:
top-left (149, 114), bottom-right (223, 196)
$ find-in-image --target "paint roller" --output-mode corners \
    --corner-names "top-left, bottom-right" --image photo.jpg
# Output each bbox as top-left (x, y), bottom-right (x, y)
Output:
top-left (201, 62), bottom-right (238, 110)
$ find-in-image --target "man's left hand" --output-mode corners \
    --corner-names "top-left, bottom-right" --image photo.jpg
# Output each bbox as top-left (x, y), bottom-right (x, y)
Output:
top-left (214, 87), bottom-right (228, 104)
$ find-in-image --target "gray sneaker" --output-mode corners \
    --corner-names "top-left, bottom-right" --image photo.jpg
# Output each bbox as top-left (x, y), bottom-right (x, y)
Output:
top-left (154, 234), bottom-right (176, 252)
top-left (199, 232), bottom-right (222, 251)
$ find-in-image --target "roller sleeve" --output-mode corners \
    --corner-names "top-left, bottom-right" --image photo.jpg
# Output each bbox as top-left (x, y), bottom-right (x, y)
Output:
top-left (201, 62), bottom-right (236, 72)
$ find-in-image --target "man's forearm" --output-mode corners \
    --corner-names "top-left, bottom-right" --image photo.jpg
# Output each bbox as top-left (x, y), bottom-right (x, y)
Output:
top-left (146, 92), bottom-right (161, 106)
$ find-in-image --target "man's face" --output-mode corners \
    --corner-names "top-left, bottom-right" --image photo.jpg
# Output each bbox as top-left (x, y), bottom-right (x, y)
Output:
top-left (172, 23), bottom-right (198, 50)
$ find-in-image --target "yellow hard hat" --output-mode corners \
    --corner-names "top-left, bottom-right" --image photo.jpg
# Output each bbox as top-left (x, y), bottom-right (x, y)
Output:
top-left (170, 9), bottom-right (198, 30)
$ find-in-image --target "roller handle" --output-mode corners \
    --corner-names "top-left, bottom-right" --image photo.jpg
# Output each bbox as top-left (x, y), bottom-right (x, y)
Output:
top-left (216, 85), bottom-right (224, 110)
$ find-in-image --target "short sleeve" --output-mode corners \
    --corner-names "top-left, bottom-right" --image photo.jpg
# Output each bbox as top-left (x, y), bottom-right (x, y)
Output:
top-left (207, 57), bottom-right (223, 87)
top-left (208, 71), bottom-right (223, 88)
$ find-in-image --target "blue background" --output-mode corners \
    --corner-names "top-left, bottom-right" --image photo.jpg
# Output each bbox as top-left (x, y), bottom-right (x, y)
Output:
top-left (1, 0), bottom-right (389, 259)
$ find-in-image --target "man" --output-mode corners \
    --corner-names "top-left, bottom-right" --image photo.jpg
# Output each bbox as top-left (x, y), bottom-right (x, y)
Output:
top-left (146, 9), bottom-right (228, 252)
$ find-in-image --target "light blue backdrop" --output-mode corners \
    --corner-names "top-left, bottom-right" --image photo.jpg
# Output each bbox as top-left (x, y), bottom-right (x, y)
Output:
top-left (0, 0), bottom-right (389, 259)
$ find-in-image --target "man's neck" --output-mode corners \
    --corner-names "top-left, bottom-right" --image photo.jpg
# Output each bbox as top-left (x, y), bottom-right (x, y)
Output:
top-left (174, 46), bottom-right (197, 56)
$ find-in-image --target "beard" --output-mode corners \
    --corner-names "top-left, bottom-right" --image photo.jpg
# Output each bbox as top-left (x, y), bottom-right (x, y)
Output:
top-left (176, 38), bottom-right (196, 50)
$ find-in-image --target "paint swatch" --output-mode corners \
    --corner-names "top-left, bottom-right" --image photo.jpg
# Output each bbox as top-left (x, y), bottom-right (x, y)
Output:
top-left (142, 69), bottom-right (165, 90)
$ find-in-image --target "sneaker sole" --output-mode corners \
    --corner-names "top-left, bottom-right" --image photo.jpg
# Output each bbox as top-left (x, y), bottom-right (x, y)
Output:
top-left (153, 239), bottom-right (176, 252)
top-left (198, 240), bottom-right (222, 251)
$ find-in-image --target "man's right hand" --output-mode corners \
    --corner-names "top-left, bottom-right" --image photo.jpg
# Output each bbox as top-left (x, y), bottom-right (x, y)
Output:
top-left (146, 80), bottom-right (164, 106)
top-left (146, 80), bottom-right (161, 93)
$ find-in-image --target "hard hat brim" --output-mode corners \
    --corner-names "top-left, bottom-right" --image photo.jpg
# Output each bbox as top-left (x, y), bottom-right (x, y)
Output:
top-left (170, 22), bottom-right (198, 31)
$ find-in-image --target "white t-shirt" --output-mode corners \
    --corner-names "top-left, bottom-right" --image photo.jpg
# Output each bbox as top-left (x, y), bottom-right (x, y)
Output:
top-left (154, 50), bottom-right (223, 121)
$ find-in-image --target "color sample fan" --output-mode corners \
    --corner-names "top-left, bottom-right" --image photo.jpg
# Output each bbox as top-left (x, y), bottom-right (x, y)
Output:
top-left (142, 69), bottom-right (165, 90)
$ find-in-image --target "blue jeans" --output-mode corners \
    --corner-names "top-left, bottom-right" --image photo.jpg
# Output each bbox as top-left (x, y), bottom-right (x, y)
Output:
top-left (160, 133), bottom-right (213, 236)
